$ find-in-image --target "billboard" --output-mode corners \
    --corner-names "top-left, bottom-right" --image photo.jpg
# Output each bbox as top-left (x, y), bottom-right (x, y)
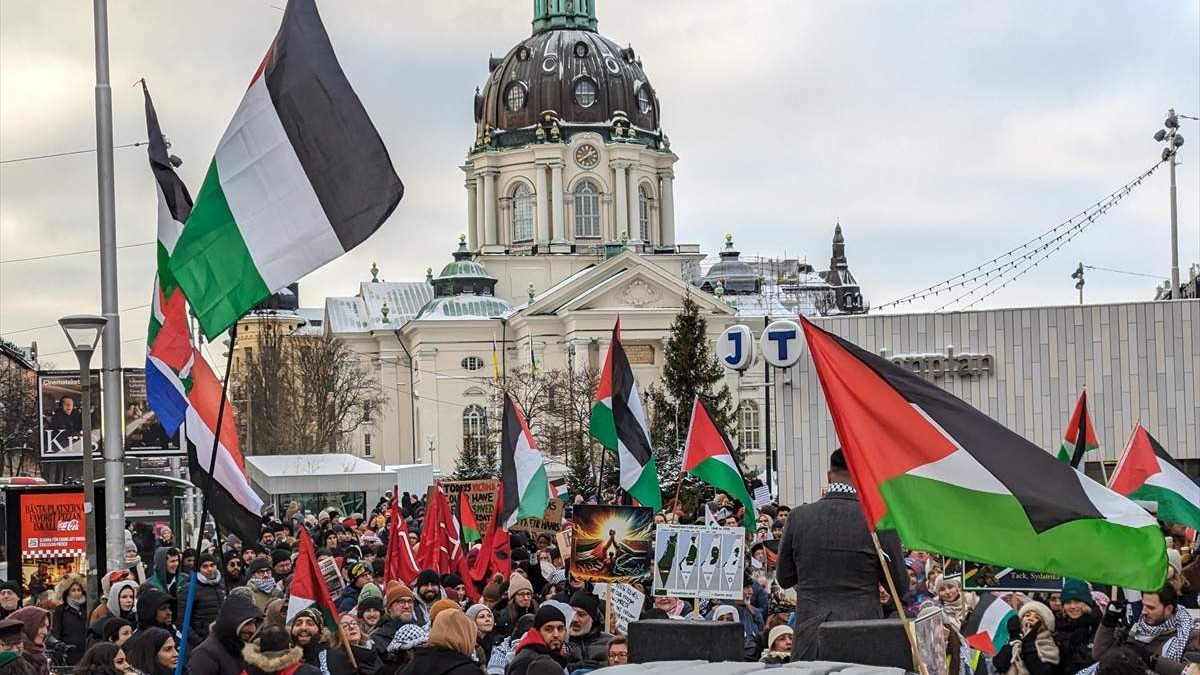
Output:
top-left (20, 491), bottom-right (87, 559)
top-left (37, 371), bottom-right (101, 459)
top-left (122, 370), bottom-right (179, 453)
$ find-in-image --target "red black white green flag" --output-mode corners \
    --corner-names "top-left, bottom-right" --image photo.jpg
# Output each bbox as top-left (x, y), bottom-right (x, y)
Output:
top-left (683, 397), bottom-right (756, 529)
top-left (1110, 425), bottom-right (1200, 531)
top-left (1056, 390), bottom-right (1099, 467)
top-left (800, 318), bottom-right (1166, 590)
top-left (499, 393), bottom-right (551, 528)
top-left (287, 528), bottom-right (341, 631)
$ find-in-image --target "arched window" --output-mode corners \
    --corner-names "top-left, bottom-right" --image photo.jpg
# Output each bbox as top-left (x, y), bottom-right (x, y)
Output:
top-left (737, 400), bottom-right (760, 452)
top-left (462, 405), bottom-right (487, 454)
top-left (512, 183), bottom-right (534, 243)
top-left (574, 180), bottom-right (600, 238)
top-left (638, 185), bottom-right (651, 242)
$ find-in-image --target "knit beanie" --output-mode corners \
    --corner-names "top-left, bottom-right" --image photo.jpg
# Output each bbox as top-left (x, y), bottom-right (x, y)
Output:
top-left (255, 624), bottom-right (292, 655)
top-left (569, 591), bottom-right (600, 624)
top-left (465, 604), bottom-right (491, 622)
top-left (767, 624), bottom-right (793, 651)
top-left (358, 582), bottom-right (382, 603)
top-left (416, 569), bottom-right (441, 588)
top-left (1060, 579), bottom-right (1092, 606)
top-left (384, 580), bottom-right (414, 609)
top-left (357, 596), bottom-right (384, 616)
top-left (429, 598), bottom-right (461, 624)
top-left (441, 573), bottom-right (464, 589)
top-left (533, 603), bottom-right (568, 629)
top-left (271, 548), bottom-right (292, 566)
top-left (506, 573), bottom-right (534, 600)
top-left (248, 558), bottom-right (271, 575)
top-left (482, 581), bottom-right (502, 603)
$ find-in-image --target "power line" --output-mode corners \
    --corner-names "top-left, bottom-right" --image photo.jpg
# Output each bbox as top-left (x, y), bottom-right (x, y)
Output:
top-left (1084, 265), bottom-right (1162, 280)
top-left (1, 303), bottom-right (151, 336)
top-left (0, 241), bottom-right (154, 265)
top-left (0, 141), bottom-right (146, 165)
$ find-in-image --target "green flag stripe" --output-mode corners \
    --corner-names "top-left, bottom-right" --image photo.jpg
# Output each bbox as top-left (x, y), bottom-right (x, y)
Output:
top-left (690, 456), bottom-right (756, 529)
top-left (589, 401), bottom-right (617, 450)
top-left (626, 458), bottom-right (660, 508)
top-left (1129, 483), bottom-right (1200, 531)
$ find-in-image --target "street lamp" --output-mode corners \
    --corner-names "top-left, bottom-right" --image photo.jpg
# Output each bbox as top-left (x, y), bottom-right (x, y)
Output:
top-left (1154, 109), bottom-right (1187, 299)
top-left (58, 314), bottom-right (107, 617)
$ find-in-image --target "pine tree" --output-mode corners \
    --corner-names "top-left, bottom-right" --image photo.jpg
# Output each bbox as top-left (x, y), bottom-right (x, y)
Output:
top-left (648, 295), bottom-right (738, 504)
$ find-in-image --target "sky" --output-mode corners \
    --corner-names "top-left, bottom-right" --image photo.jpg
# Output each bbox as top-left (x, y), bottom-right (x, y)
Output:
top-left (1, 0), bottom-right (1198, 368)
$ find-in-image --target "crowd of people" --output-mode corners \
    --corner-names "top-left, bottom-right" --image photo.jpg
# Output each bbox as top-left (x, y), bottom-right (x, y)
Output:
top-left (0, 460), bottom-right (1195, 675)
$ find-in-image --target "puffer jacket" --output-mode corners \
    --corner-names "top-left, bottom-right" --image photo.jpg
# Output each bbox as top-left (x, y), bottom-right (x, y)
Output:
top-left (189, 594), bottom-right (264, 675)
top-left (177, 573), bottom-right (226, 648)
top-left (136, 588), bottom-right (177, 632)
top-left (563, 626), bottom-right (612, 671)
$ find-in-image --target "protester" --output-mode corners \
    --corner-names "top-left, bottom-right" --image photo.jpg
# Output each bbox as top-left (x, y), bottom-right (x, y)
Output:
top-left (493, 574), bottom-right (536, 637)
top-left (289, 607), bottom-right (352, 675)
top-left (188, 594), bottom-right (263, 675)
top-left (487, 615), bottom-right (535, 675)
top-left (505, 603), bottom-right (570, 675)
top-left (0, 584), bottom-right (21, 622)
top-left (466, 604), bottom-right (497, 663)
top-left (336, 612), bottom-right (380, 674)
top-left (71, 642), bottom-right (126, 675)
top-left (413, 570), bottom-right (442, 625)
top-left (121, 627), bottom-right (178, 675)
top-left (760, 625), bottom-right (794, 664)
top-left (1055, 580), bottom-right (1101, 675)
top-left (356, 597), bottom-right (383, 635)
top-left (134, 589), bottom-right (176, 635)
top-left (605, 636), bottom-right (628, 667)
top-left (993, 601), bottom-right (1060, 675)
top-left (106, 581), bottom-right (139, 626)
top-left (245, 559), bottom-right (280, 611)
top-left (145, 548), bottom-right (183, 597)
top-left (933, 577), bottom-right (977, 629)
top-left (100, 618), bottom-right (133, 647)
top-left (564, 592), bottom-right (611, 672)
top-left (178, 553), bottom-right (225, 648)
top-left (399, 609), bottom-right (482, 675)
top-left (373, 582), bottom-right (418, 662)
top-left (1092, 584), bottom-right (1199, 675)
top-left (240, 624), bottom-right (318, 675)
top-left (51, 574), bottom-right (88, 666)
top-left (8, 607), bottom-right (50, 675)
top-left (336, 563), bottom-right (372, 614)
top-left (776, 449), bottom-right (907, 660)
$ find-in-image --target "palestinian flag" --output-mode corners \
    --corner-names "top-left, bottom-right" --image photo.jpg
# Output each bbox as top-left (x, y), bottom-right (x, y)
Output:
top-left (961, 592), bottom-right (1017, 657)
top-left (142, 81), bottom-right (195, 437)
top-left (286, 528), bottom-right (341, 630)
top-left (589, 319), bottom-right (661, 509)
top-left (1110, 425), bottom-right (1200, 531)
top-left (683, 397), bottom-right (755, 529)
top-left (169, 0), bottom-right (403, 339)
top-left (459, 490), bottom-right (482, 546)
top-left (498, 392), bottom-right (551, 528)
top-left (1056, 390), bottom-right (1099, 467)
top-left (384, 497), bottom-right (419, 586)
top-left (801, 318), bottom-right (1167, 590)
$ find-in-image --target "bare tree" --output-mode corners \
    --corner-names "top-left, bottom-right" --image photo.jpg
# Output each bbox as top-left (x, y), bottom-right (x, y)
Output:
top-left (233, 319), bottom-right (386, 455)
top-left (0, 355), bottom-right (40, 476)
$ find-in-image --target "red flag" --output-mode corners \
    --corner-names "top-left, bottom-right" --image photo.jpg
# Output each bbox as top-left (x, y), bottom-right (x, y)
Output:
top-left (469, 490), bottom-right (511, 584)
top-left (286, 528), bottom-right (342, 629)
top-left (384, 498), bottom-right (419, 586)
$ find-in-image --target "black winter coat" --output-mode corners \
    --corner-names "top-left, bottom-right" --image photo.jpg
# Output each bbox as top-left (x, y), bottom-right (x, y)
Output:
top-left (135, 588), bottom-right (177, 632)
top-left (1054, 612), bottom-right (1099, 675)
top-left (189, 594), bottom-right (264, 675)
top-left (50, 602), bottom-right (87, 665)
top-left (398, 647), bottom-right (483, 675)
top-left (177, 575), bottom-right (225, 648)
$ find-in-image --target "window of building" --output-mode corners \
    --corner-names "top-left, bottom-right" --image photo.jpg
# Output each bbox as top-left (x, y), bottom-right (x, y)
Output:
top-left (574, 78), bottom-right (597, 107)
top-left (363, 433), bottom-right (372, 457)
top-left (505, 82), bottom-right (527, 112)
top-left (637, 85), bottom-right (653, 114)
top-left (574, 180), bottom-right (600, 238)
top-left (638, 185), bottom-right (651, 242)
top-left (737, 400), bottom-right (760, 452)
top-left (512, 183), bottom-right (534, 243)
top-left (461, 356), bottom-right (485, 371)
top-left (462, 405), bottom-right (488, 454)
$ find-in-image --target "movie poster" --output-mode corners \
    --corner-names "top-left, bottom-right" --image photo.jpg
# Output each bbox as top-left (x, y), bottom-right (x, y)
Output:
top-left (38, 371), bottom-right (101, 459)
top-left (122, 370), bottom-right (179, 453)
top-left (570, 505), bottom-right (654, 584)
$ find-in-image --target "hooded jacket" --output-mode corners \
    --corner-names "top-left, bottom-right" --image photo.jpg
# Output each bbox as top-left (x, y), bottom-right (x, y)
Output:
top-left (50, 574), bottom-right (88, 666)
top-left (106, 580), bottom-right (139, 625)
top-left (146, 548), bottom-right (183, 596)
top-left (189, 594), bottom-right (264, 675)
top-left (135, 588), bottom-right (177, 632)
top-left (504, 628), bottom-right (563, 675)
top-left (240, 640), bottom-right (321, 675)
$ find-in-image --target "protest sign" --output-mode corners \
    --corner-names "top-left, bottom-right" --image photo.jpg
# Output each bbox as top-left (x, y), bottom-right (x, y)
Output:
top-left (652, 523), bottom-right (745, 600)
top-left (570, 505), bottom-right (654, 583)
top-left (960, 560), bottom-right (1064, 593)
top-left (913, 608), bottom-right (950, 675)
top-left (439, 479), bottom-right (562, 533)
top-left (511, 498), bottom-right (564, 535)
top-left (596, 582), bottom-right (645, 635)
top-left (318, 555), bottom-right (346, 595)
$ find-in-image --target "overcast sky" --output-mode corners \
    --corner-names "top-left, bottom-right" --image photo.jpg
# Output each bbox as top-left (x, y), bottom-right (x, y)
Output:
top-left (1, 0), bottom-right (1197, 367)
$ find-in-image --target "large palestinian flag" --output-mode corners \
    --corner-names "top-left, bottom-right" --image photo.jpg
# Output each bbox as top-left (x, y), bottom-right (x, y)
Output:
top-left (1056, 390), bottom-right (1099, 467)
top-left (801, 318), bottom-right (1166, 590)
top-left (169, 0), bottom-right (403, 339)
top-left (683, 397), bottom-right (755, 529)
top-left (961, 592), bottom-right (1017, 657)
top-left (589, 319), bottom-right (661, 509)
top-left (498, 393), bottom-right (551, 528)
top-left (1110, 425), bottom-right (1200, 531)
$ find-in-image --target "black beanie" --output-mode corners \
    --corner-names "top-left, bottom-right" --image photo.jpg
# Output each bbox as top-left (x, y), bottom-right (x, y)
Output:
top-left (416, 569), bottom-right (440, 588)
top-left (441, 573), bottom-right (463, 589)
top-left (357, 596), bottom-right (384, 615)
top-left (569, 591), bottom-right (600, 623)
top-left (271, 549), bottom-right (292, 566)
top-left (248, 558), bottom-right (271, 575)
top-left (196, 553), bottom-right (217, 568)
top-left (534, 604), bottom-right (566, 629)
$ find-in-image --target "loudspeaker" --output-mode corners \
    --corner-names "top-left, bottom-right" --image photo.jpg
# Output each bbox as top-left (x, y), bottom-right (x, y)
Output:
top-left (817, 619), bottom-right (911, 668)
top-left (627, 619), bottom-right (744, 663)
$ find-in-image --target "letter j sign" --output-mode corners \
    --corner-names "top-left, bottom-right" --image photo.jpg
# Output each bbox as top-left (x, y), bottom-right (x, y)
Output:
top-left (716, 325), bottom-right (755, 372)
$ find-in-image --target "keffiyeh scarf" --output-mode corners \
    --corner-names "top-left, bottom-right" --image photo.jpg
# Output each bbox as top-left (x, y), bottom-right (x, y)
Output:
top-left (1077, 608), bottom-right (1195, 675)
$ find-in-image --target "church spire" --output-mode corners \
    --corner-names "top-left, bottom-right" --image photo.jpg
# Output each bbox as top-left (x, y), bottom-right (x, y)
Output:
top-left (532, 0), bottom-right (598, 34)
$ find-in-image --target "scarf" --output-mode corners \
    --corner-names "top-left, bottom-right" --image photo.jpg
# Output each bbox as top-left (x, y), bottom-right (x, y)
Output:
top-left (1129, 608), bottom-right (1194, 662)
top-left (67, 596), bottom-right (86, 611)
top-left (1006, 627), bottom-right (1059, 675)
top-left (249, 576), bottom-right (277, 594)
top-left (21, 638), bottom-right (49, 675)
top-left (823, 482), bottom-right (856, 496)
top-left (198, 571), bottom-right (223, 586)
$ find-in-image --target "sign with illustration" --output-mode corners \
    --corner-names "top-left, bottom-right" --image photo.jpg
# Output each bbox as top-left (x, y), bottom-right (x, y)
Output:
top-left (570, 505), bottom-right (654, 584)
top-left (652, 523), bottom-right (745, 600)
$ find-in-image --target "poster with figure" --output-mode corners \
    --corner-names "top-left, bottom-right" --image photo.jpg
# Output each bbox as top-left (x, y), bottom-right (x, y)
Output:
top-left (652, 523), bottom-right (745, 600)
top-left (38, 371), bottom-right (102, 459)
top-left (570, 505), bottom-right (654, 584)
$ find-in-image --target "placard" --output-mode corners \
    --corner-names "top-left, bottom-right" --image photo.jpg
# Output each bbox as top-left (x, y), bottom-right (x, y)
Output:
top-left (38, 371), bottom-right (102, 459)
top-left (597, 582), bottom-right (645, 635)
top-left (652, 524), bottom-right (745, 600)
top-left (511, 498), bottom-right (564, 535)
top-left (913, 608), bottom-right (951, 675)
top-left (122, 370), bottom-right (180, 453)
top-left (570, 505), bottom-right (654, 584)
top-left (20, 491), bottom-right (87, 558)
top-left (438, 479), bottom-right (563, 533)
top-left (960, 561), bottom-right (1064, 593)
top-left (318, 555), bottom-right (346, 595)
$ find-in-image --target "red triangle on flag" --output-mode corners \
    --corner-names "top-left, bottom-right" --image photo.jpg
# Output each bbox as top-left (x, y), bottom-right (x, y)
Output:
top-left (1110, 425), bottom-right (1161, 496)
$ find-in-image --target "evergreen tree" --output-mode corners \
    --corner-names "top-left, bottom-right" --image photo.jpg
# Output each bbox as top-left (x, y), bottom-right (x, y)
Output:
top-left (648, 295), bottom-right (738, 504)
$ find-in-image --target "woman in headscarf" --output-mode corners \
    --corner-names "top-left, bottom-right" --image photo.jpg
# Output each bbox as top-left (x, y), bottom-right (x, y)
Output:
top-left (120, 627), bottom-right (178, 675)
top-left (992, 601), bottom-right (1060, 675)
top-left (711, 605), bottom-right (739, 622)
top-left (934, 577), bottom-right (978, 628)
top-left (399, 609), bottom-right (482, 675)
top-left (9, 606), bottom-right (52, 675)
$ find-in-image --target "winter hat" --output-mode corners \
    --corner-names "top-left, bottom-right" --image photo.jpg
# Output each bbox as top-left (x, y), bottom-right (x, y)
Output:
top-left (507, 573), bottom-right (534, 600)
top-left (0, 581), bottom-right (20, 595)
top-left (482, 581), bottom-right (502, 603)
top-left (101, 617), bottom-right (132, 643)
top-left (465, 604), bottom-right (491, 622)
top-left (349, 562), bottom-right (371, 582)
top-left (415, 569), bottom-right (441, 588)
top-left (569, 591), bottom-right (601, 624)
top-left (1167, 548), bottom-right (1183, 574)
top-left (357, 596), bottom-right (384, 616)
top-left (1060, 579), bottom-right (1092, 606)
top-left (428, 609), bottom-right (477, 658)
top-left (1018, 601), bottom-right (1055, 633)
top-left (767, 625), bottom-right (793, 651)
top-left (271, 549), bottom-right (292, 566)
top-left (255, 624), bottom-right (294, 655)
top-left (527, 660), bottom-right (564, 675)
top-left (290, 606), bottom-right (323, 627)
top-left (534, 602), bottom-right (569, 629)
top-left (196, 552), bottom-right (217, 568)
top-left (264, 598), bottom-right (287, 628)
top-left (429, 599), bottom-right (461, 624)
top-left (441, 573), bottom-right (464, 589)
top-left (384, 580), bottom-right (414, 609)
top-left (358, 582), bottom-right (382, 603)
top-left (248, 558), bottom-right (271, 575)
top-left (510, 548), bottom-right (531, 564)
top-left (711, 605), bottom-right (738, 622)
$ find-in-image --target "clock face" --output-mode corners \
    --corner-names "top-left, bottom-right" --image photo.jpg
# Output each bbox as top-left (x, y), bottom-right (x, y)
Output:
top-left (574, 143), bottom-right (600, 169)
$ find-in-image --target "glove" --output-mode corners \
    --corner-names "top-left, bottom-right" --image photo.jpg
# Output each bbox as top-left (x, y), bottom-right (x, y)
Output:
top-left (1021, 621), bottom-right (1042, 645)
top-left (1121, 642), bottom-right (1156, 668)
top-left (1103, 600), bottom-right (1127, 628)
top-left (1005, 615), bottom-right (1023, 639)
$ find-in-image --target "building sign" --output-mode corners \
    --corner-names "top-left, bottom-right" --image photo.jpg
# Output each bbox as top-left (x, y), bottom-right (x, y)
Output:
top-left (20, 491), bottom-right (87, 559)
top-left (624, 344), bottom-right (655, 366)
top-left (886, 348), bottom-right (994, 378)
top-left (37, 371), bottom-right (102, 459)
top-left (760, 320), bottom-right (804, 368)
top-left (123, 370), bottom-right (181, 454)
top-left (717, 325), bottom-right (755, 372)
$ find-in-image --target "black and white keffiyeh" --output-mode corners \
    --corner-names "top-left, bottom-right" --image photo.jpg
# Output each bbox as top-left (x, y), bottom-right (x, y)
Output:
top-left (1077, 608), bottom-right (1195, 674)
top-left (823, 482), bottom-right (857, 496)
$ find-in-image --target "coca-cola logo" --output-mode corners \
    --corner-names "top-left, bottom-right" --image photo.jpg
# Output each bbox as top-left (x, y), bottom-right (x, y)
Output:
top-left (58, 519), bottom-right (79, 531)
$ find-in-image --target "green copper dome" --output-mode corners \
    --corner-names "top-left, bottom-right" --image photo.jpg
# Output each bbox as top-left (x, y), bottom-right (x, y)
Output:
top-left (416, 237), bottom-right (512, 320)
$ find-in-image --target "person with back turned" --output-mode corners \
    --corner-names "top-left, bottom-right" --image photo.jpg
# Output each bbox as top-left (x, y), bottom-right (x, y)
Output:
top-left (775, 449), bottom-right (907, 660)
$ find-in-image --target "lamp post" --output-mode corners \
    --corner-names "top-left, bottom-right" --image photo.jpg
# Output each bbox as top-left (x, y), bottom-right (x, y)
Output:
top-left (1153, 109), bottom-right (1186, 299)
top-left (58, 314), bottom-right (107, 617)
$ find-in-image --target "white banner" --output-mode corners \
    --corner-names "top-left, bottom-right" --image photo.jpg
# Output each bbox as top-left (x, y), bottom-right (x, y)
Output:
top-left (652, 524), bottom-right (745, 600)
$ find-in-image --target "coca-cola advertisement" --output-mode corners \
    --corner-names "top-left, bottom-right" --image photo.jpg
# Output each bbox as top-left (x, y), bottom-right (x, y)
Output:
top-left (19, 491), bottom-right (87, 558)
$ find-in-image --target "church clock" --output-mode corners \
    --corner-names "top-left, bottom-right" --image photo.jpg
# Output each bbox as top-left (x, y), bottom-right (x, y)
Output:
top-left (574, 143), bottom-right (600, 169)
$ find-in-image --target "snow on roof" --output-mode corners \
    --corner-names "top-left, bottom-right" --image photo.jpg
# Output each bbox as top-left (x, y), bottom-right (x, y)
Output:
top-left (292, 307), bottom-right (326, 336)
top-left (246, 453), bottom-right (387, 477)
top-left (324, 281), bottom-right (434, 334)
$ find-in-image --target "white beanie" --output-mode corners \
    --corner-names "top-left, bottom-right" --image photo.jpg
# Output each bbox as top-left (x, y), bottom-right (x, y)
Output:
top-left (767, 624), bottom-right (793, 650)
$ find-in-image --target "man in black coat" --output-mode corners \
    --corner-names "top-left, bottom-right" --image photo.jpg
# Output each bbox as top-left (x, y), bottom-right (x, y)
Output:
top-left (290, 608), bottom-right (353, 675)
top-left (135, 587), bottom-right (179, 639)
top-left (189, 594), bottom-right (263, 675)
top-left (776, 449), bottom-right (907, 661)
top-left (177, 553), bottom-right (226, 649)
top-left (506, 603), bottom-right (570, 675)
top-left (564, 592), bottom-right (611, 671)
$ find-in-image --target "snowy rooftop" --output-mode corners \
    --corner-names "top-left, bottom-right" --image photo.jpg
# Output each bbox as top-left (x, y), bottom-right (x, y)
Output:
top-left (246, 454), bottom-right (388, 477)
top-left (325, 281), bottom-right (434, 334)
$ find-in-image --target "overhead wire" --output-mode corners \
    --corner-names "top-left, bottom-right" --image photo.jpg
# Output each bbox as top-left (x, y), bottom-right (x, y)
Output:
top-left (0, 241), bottom-right (155, 265)
top-left (0, 141), bottom-right (146, 165)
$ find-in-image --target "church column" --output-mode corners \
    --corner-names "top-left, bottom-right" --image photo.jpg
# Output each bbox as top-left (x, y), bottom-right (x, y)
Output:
top-left (627, 165), bottom-right (640, 241)
top-left (535, 163), bottom-right (550, 244)
top-left (550, 161), bottom-right (565, 242)
top-left (658, 169), bottom-right (676, 246)
top-left (482, 169), bottom-right (498, 246)
top-left (466, 178), bottom-right (478, 249)
top-left (613, 161), bottom-right (629, 239)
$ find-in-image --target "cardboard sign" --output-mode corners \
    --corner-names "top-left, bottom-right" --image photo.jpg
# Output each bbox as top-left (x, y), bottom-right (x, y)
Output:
top-left (571, 505), bottom-right (654, 584)
top-left (960, 560), bottom-right (1064, 593)
top-left (913, 609), bottom-right (951, 675)
top-left (318, 555), bottom-right (346, 595)
top-left (439, 480), bottom-right (499, 525)
top-left (20, 491), bottom-right (87, 558)
top-left (597, 582), bottom-right (645, 635)
top-left (652, 524), bottom-right (745, 600)
top-left (511, 498), bottom-right (564, 535)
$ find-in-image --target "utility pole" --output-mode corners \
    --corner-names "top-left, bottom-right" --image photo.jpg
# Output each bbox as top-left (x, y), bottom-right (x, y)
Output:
top-left (92, 0), bottom-right (126, 572)
top-left (1071, 263), bottom-right (1085, 305)
top-left (1153, 109), bottom-right (1186, 299)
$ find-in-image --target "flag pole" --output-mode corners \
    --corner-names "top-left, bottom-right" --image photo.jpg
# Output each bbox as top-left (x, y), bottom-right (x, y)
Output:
top-left (871, 531), bottom-right (929, 675)
top-left (175, 322), bottom-right (238, 675)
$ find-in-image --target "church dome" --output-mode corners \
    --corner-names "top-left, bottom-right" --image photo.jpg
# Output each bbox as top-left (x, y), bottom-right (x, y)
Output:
top-left (475, 0), bottom-right (661, 140)
top-left (699, 235), bottom-right (761, 295)
top-left (416, 237), bottom-right (513, 320)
